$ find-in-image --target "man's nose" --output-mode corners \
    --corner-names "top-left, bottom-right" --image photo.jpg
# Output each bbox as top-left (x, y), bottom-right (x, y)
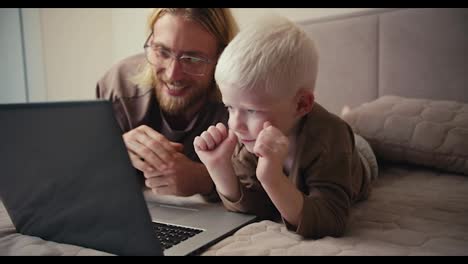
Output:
top-left (164, 58), bottom-right (185, 81)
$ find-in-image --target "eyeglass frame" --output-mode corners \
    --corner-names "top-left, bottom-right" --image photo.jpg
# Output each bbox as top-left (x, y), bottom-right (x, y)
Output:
top-left (143, 32), bottom-right (215, 76)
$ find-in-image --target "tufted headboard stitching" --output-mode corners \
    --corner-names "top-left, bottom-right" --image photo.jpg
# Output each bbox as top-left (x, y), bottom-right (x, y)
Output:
top-left (298, 8), bottom-right (468, 115)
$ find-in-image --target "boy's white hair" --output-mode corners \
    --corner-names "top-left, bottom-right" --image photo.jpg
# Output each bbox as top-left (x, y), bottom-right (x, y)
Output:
top-left (215, 15), bottom-right (319, 99)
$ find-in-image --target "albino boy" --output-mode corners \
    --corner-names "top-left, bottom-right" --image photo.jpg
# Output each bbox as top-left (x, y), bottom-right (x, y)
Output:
top-left (194, 16), bottom-right (377, 239)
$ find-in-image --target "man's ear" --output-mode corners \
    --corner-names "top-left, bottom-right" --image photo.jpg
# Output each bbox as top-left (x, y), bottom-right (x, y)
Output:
top-left (295, 89), bottom-right (314, 117)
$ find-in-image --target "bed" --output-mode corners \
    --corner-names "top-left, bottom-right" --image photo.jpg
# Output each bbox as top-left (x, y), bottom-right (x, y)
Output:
top-left (1, 8), bottom-right (468, 256)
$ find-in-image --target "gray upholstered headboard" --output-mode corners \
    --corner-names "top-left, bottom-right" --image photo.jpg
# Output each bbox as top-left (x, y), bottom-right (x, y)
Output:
top-left (298, 8), bottom-right (468, 115)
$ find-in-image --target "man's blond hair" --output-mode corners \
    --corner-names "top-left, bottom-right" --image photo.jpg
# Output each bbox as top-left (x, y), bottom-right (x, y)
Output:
top-left (131, 8), bottom-right (239, 101)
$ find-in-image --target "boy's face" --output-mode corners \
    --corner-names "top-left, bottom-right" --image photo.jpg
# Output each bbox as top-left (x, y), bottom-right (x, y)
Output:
top-left (222, 87), bottom-right (299, 153)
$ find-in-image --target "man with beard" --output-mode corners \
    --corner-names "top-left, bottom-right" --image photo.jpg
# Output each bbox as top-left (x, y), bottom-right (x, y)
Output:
top-left (96, 8), bottom-right (238, 200)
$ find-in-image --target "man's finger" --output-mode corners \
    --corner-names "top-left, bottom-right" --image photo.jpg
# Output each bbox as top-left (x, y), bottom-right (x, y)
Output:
top-left (138, 125), bottom-right (180, 153)
top-left (125, 138), bottom-right (168, 171)
top-left (128, 152), bottom-right (154, 172)
top-left (144, 169), bottom-right (176, 179)
top-left (170, 142), bottom-right (184, 152)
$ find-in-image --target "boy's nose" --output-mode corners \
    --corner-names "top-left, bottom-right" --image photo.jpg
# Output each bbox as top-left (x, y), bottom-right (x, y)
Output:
top-left (228, 112), bottom-right (247, 132)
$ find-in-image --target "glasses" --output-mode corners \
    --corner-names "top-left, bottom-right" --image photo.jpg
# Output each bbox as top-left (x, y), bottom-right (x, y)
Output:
top-left (143, 32), bottom-right (213, 76)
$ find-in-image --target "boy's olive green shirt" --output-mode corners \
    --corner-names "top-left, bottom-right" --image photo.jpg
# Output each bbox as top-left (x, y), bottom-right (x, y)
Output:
top-left (219, 103), bottom-right (372, 239)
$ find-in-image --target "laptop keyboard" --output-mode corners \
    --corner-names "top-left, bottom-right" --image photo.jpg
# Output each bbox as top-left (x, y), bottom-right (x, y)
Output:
top-left (152, 222), bottom-right (204, 250)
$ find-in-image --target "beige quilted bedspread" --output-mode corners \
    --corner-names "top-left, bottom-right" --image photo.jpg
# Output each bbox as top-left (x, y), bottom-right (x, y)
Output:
top-left (201, 165), bottom-right (468, 256)
top-left (1, 164), bottom-right (468, 256)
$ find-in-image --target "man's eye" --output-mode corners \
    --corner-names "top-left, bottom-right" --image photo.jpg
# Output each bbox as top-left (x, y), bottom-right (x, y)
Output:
top-left (182, 56), bottom-right (203, 64)
top-left (247, 109), bottom-right (257, 114)
top-left (155, 48), bottom-right (171, 58)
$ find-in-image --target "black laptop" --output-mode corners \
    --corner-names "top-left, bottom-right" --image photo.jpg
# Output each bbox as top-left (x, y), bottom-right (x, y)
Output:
top-left (0, 100), bottom-right (256, 256)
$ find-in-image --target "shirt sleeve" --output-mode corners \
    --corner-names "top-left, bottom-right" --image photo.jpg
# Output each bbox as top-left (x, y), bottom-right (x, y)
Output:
top-left (283, 148), bottom-right (355, 239)
top-left (218, 174), bottom-right (276, 220)
top-left (200, 186), bottom-right (221, 203)
top-left (217, 145), bottom-right (277, 220)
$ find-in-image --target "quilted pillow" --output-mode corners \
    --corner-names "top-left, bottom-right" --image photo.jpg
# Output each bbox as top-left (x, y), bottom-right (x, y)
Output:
top-left (342, 95), bottom-right (468, 175)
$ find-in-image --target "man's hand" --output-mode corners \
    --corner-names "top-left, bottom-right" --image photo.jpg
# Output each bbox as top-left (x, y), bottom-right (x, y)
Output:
top-left (254, 121), bottom-right (289, 184)
top-left (143, 153), bottom-right (214, 196)
top-left (123, 125), bottom-right (183, 172)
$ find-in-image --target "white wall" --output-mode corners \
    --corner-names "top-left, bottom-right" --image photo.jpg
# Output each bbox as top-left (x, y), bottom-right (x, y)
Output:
top-left (111, 8), bottom-right (149, 65)
top-left (0, 8), bottom-right (27, 103)
top-left (40, 8), bottom-right (112, 101)
top-left (22, 8), bottom-right (47, 102)
top-left (36, 8), bottom-right (381, 101)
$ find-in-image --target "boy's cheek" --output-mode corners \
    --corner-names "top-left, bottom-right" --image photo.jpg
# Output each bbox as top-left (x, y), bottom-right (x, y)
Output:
top-left (243, 142), bottom-right (256, 154)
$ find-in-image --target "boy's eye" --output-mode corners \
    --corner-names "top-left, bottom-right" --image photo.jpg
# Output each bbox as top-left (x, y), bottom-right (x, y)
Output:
top-left (247, 109), bottom-right (257, 114)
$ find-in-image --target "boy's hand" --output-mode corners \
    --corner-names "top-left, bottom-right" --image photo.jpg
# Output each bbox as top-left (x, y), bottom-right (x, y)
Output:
top-left (194, 123), bottom-right (238, 169)
top-left (254, 121), bottom-right (289, 184)
top-left (194, 123), bottom-right (240, 200)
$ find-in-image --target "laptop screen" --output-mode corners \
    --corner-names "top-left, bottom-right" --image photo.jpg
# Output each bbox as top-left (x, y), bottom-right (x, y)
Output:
top-left (0, 101), bottom-right (163, 256)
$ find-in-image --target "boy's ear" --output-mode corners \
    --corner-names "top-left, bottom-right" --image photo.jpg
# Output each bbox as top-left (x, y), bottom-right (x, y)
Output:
top-left (295, 89), bottom-right (314, 117)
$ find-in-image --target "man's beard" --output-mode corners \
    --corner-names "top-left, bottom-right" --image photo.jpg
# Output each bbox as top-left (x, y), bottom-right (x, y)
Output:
top-left (155, 78), bottom-right (212, 116)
